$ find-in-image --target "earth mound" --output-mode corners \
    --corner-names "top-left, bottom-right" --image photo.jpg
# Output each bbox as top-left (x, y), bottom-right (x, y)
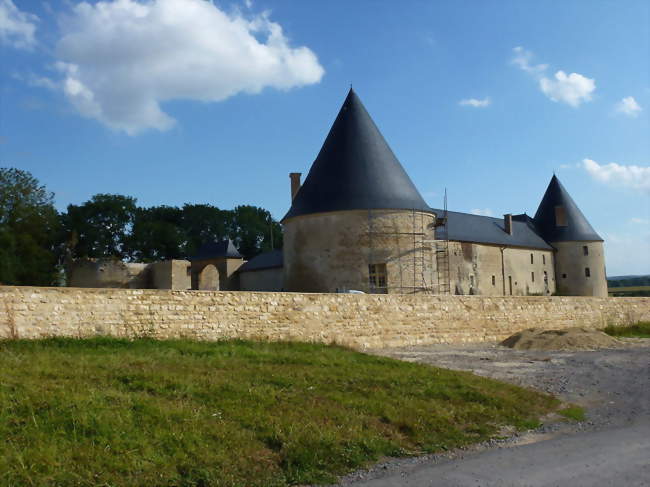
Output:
top-left (501, 327), bottom-right (621, 351)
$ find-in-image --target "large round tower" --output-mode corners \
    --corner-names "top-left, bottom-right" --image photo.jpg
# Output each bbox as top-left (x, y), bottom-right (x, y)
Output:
top-left (282, 89), bottom-right (436, 293)
top-left (534, 175), bottom-right (607, 297)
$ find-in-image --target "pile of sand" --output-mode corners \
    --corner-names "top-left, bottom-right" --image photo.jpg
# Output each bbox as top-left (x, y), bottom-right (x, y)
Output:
top-left (500, 327), bottom-right (621, 351)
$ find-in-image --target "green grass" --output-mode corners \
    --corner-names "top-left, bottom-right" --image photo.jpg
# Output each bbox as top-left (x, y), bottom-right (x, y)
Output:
top-left (0, 338), bottom-right (558, 486)
top-left (603, 321), bottom-right (650, 338)
top-left (558, 406), bottom-right (586, 422)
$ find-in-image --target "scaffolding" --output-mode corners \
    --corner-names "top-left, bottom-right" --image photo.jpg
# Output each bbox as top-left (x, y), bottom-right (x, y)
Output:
top-left (431, 189), bottom-right (451, 295)
top-left (367, 208), bottom-right (434, 294)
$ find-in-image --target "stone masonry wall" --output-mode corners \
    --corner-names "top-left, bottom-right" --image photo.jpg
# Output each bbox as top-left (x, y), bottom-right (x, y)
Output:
top-left (1, 287), bottom-right (648, 349)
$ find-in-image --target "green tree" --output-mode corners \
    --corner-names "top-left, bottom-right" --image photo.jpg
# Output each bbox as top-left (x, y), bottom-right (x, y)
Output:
top-left (63, 194), bottom-right (136, 259)
top-left (229, 205), bottom-right (282, 260)
top-left (128, 205), bottom-right (187, 261)
top-left (0, 168), bottom-right (61, 285)
top-left (180, 204), bottom-right (232, 257)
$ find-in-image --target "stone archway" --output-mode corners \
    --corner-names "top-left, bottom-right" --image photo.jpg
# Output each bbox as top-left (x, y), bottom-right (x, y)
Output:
top-left (198, 264), bottom-right (219, 290)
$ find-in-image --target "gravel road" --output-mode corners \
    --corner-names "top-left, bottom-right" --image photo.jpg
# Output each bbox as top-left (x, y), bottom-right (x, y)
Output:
top-left (337, 339), bottom-right (650, 486)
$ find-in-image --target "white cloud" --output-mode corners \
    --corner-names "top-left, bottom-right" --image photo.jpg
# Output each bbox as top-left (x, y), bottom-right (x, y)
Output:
top-left (539, 71), bottom-right (595, 107)
top-left (511, 46), bottom-right (547, 75)
top-left (512, 47), bottom-right (595, 107)
top-left (53, 0), bottom-right (324, 135)
top-left (615, 96), bottom-right (642, 117)
top-left (459, 97), bottom-right (491, 108)
top-left (0, 0), bottom-right (38, 49)
top-left (470, 208), bottom-right (494, 217)
top-left (583, 158), bottom-right (650, 193)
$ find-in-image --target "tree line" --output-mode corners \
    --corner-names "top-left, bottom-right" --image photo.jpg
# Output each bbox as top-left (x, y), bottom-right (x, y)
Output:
top-left (1, 168), bottom-right (282, 286)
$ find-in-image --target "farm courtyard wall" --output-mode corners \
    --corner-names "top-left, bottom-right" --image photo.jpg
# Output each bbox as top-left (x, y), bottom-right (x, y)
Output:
top-left (1, 287), bottom-right (648, 349)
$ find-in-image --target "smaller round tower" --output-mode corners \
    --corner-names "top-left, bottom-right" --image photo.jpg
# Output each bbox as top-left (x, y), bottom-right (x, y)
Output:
top-left (534, 175), bottom-right (607, 297)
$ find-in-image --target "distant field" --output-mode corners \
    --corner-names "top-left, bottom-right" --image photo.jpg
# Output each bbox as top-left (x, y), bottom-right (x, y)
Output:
top-left (0, 338), bottom-right (558, 486)
top-left (608, 285), bottom-right (650, 296)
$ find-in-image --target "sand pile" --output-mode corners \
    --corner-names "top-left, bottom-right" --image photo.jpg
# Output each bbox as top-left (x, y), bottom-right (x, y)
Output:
top-left (501, 327), bottom-right (621, 351)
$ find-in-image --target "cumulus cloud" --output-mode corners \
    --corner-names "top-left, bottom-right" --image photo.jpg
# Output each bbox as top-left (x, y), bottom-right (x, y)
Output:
top-left (615, 96), bottom-right (642, 117)
top-left (470, 208), bottom-right (494, 217)
top-left (539, 71), bottom-right (595, 107)
top-left (0, 0), bottom-right (38, 49)
top-left (511, 47), bottom-right (595, 107)
top-left (52, 0), bottom-right (324, 134)
top-left (583, 158), bottom-right (650, 193)
top-left (459, 97), bottom-right (491, 108)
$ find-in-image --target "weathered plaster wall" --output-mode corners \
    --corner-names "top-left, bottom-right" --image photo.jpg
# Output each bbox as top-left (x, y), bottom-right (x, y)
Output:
top-left (283, 209), bottom-right (436, 293)
top-left (1, 287), bottom-right (647, 349)
top-left (239, 268), bottom-right (283, 292)
top-left (447, 243), bottom-right (556, 296)
top-left (66, 259), bottom-right (149, 289)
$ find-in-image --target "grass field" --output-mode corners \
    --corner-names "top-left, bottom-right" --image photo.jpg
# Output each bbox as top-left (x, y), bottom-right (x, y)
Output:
top-left (0, 338), bottom-right (558, 486)
top-left (603, 321), bottom-right (650, 338)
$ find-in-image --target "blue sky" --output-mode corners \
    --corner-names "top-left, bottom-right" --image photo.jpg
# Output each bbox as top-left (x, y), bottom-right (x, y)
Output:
top-left (2, 0), bottom-right (649, 275)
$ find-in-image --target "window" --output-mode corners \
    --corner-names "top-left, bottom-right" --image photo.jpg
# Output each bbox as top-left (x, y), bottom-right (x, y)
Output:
top-left (585, 267), bottom-right (591, 278)
top-left (583, 245), bottom-right (589, 256)
top-left (530, 253), bottom-right (534, 264)
top-left (492, 275), bottom-right (496, 286)
top-left (555, 205), bottom-right (568, 226)
top-left (543, 255), bottom-right (546, 265)
top-left (531, 272), bottom-right (535, 282)
top-left (368, 264), bottom-right (387, 290)
top-left (562, 273), bottom-right (567, 279)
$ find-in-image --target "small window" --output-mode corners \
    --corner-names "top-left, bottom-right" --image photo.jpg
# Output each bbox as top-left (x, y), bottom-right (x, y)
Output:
top-left (583, 245), bottom-right (589, 256)
top-left (470, 275), bottom-right (474, 287)
top-left (555, 206), bottom-right (568, 227)
top-left (369, 264), bottom-right (387, 289)
top-left (562, 273), bottom-right (567, 279)
top-left (530, 253), bottom-right (534, 264)
top-left (491, 275), bottom-right (496, 286)
top-left (186, 267), bottom-right (192, 276)
top-left (543, 255), bottom-right (546, 265)
top-left (585, 267), bottom-right (591, 277)
top-left (531, 272), bottom-right (535, 282)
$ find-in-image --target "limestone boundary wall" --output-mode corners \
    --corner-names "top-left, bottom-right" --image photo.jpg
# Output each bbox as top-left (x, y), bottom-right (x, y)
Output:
top-left (1, 287), bottom-right (649, 349)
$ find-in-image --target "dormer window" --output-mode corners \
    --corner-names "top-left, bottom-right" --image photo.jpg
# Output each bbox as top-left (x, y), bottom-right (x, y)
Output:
top-left (555, 205), bottom-right (567, 227)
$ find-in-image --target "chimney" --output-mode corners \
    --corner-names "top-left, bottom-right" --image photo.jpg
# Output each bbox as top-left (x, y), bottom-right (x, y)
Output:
top-left (504, 214), bottom-right (513, 235)
top-left (290, 172), bottom-right (302, 201)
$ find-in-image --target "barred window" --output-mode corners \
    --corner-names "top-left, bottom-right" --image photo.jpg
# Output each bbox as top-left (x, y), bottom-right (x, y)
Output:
top-left (368, 264), bottom-right (387, 290)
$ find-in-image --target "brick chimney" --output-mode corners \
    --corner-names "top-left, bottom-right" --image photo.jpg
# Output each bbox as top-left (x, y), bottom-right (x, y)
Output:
top-left (504, 214), bottom-right (513, 235)
top-left (290, 172), bottom-right (302, 201)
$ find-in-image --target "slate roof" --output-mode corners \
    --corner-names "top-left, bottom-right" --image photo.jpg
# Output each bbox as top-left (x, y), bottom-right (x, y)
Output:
top-left (238, 249), bottom-right (283, 273)
top-left (430, 209), bottom-right (553, 250)
top-left (533, 175), bottom-right (602, 242)
top-left (190, 239), bottom-right (242, 260)
top-left (283, 89), bottom-right (432, 221)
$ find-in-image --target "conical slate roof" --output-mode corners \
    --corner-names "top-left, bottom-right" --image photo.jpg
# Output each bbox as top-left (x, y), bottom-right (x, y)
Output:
top-left (283, 89), bottom-right (432, 220)
top-left (533, 175), bottom-right (602, 242)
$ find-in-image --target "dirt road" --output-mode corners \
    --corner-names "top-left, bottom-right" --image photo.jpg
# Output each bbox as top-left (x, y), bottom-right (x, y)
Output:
top-left (339, 340), bottom-right (650, 487)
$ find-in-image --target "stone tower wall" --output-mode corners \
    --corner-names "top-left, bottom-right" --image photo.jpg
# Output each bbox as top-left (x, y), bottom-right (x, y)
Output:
top-left (553, 241), bottom-right (607, 297)
top-left (283, 209), bottom-right (437, 293)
